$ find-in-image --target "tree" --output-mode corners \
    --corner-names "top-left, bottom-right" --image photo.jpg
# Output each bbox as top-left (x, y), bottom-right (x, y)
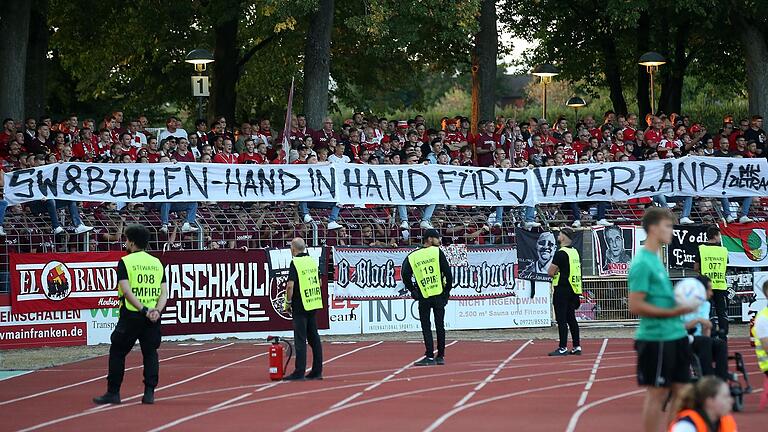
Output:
top-left (25, 0), bottom-right (50, 119)
top-left (303, 0), bottom-right (334, 129)
top-left (732, 1), bottom-right (768, 121)
top-left (476, 0), bottom-right (497, 121)
top-left (0, 0), bottom-right (32, 120)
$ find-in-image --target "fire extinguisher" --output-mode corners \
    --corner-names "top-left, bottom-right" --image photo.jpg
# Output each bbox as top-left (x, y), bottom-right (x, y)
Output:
top-left (267, 336), bottom-right (293, 381)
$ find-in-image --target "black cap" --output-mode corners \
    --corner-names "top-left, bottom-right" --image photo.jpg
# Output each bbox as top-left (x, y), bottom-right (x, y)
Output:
top-left (560, 227), bottom-right (575, 240)
top-left (423, 229), bottom-right (441, 240)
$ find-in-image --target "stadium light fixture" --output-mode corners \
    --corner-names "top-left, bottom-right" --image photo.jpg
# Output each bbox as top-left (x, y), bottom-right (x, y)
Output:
top-left (532, 63), bottom-right (560, 120)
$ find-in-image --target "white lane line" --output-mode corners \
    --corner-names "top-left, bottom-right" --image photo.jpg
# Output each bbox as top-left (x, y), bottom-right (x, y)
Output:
top-left (453, 340), bottom-right (532, 408)
top-left (207, 393), bottom-right (252, 411)
top-left (565, 389), bottom-right (645, 432)
top-left (576, 338), bottom-right (608, 407)
top-left (149, 363), bottom-right (635, 432)
top-left (18, 350), bottom-right (263, 432)
top-left (0, 343), bottom-right (234, 406)
top-left (423, 373), bottom-right (635, 432)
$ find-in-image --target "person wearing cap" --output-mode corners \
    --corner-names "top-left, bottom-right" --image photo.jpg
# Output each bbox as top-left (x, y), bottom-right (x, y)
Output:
top-left (547, 227), bottom-right (583, 356)
top-left (401, 229), bottom-right (453, 366)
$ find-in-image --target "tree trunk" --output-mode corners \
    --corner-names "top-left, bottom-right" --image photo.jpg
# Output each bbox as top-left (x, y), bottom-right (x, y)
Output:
top-left (736, 17), bottom-right (768, 121)
top-left (635, 11), bottom-right (651, 120)
top-left (476, 0), bottom-right (497, 122)
top-left (0, 0), bottom-right (32, 120)
top-left (658, 20), bottom-right (689, 116)
top-left (209, 7), bottom-right (239, 124)
top-left (25, 0), bottom-right (49, 119)
top-left (599, 35), bottom-right (628, 115)
top-left (303, 0), bottom-right (334, 130)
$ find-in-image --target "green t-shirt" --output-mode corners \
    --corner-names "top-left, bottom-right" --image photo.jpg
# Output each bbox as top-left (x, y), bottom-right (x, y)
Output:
top-left (628, 248), bottom-right (686, 341)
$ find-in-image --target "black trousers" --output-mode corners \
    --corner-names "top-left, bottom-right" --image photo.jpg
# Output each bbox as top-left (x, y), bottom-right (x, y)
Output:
top-left (107, 310), bottom-right (161, 394)
top-left (292, 310), bottom-right (323, 376)
top-left (711, 290), bottom-right (729, 337)
top-left (691, 336), bottom-right (729, 380)
top-left (553, 288), bottom-right (580, 349)
top-left (418, 296), bottom-right (447, 358)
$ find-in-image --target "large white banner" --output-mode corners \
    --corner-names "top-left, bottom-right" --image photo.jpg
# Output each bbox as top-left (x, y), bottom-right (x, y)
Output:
top-left (332, 245), bottom-right (522, 299)
top-left (5, 157), bottom-right (768, 206)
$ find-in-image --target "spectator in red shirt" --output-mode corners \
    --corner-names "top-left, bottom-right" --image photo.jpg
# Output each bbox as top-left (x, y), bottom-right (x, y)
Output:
top-left (173, 138), bottom-right (195, 162)
top-left (213, 140), bottom-right (238, 164)
top-left (194, 118), bottom-right (209, 145)
top-left (314, 117), bottom-right (337, 151)
top-left (237, 139), bottom-right (259, 163)
top-left (644, 116), bottom-right (663, 147)
top-left (560, 132), bottom-right (579, 164)
top-left (0, 118), bottom-right (16, 152)
top-left (475, 121), bottom-right (498, 167)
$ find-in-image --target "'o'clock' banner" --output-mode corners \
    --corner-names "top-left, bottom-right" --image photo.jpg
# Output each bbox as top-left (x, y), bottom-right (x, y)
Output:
top-left (5, 157), bottom-right (768, 207)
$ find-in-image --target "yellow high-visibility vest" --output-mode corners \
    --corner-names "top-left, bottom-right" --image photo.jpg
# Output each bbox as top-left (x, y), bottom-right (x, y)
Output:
top-left (293, 255), bottom-right (323, 311)
top-left (752, 307), bottom-right (768, 373)
top-left (119, 251), bottom-right (164, 312)
top-left (552, 246), bottom-right (582, 295)
top-left (699, 244), bottom-right (728, 290)
top-left (407, 246), bottom-right (444, 299)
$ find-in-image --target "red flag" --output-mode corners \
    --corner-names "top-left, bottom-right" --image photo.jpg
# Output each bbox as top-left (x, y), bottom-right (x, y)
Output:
top-left (282, 77), bottom-right (295, 149)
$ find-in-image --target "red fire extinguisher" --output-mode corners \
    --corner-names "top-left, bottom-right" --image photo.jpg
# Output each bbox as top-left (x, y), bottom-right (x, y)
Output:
top-left (267, 336), bottom-right (293, 381)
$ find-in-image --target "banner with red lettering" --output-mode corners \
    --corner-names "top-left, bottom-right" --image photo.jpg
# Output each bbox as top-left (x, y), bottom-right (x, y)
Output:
top-left (332, 245), bottom-right (523, 300)
top-left (159, 248), bottom-right (329, 336)
top-left (10, 251), bottom-right (123, 313)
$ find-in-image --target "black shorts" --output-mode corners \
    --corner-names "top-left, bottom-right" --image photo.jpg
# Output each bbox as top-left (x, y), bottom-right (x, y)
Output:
top-left (635, 337), bottom-right (691, 387)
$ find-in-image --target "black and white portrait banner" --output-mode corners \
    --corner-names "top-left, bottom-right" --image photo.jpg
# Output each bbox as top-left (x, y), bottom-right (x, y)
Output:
top-left (5, 157), bottom-right (768, 206)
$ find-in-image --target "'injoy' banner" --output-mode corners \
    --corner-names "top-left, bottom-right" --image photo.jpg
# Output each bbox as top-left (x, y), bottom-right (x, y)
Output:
top-left (5, 157), bottom-right (768, 206)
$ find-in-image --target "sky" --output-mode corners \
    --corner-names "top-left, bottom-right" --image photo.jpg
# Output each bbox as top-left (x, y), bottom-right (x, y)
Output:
top-left (499, 23), bottom-right (537, 74)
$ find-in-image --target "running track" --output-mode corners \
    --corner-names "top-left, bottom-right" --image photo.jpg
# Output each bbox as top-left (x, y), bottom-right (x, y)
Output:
top-left (0, 338), bottom-right (763, 431)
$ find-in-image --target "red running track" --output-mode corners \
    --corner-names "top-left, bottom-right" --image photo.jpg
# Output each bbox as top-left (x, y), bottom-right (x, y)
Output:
top-left (0, 338), bottom-right (763, 432)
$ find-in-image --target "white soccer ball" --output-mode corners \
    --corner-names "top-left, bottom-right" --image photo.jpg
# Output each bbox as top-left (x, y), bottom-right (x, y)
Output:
top-left (674, 278), bottom-right (707, 309)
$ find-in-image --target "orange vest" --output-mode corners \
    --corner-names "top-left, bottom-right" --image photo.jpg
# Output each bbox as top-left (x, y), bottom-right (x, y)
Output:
top-left (668, 409), bottom-right (737, 432)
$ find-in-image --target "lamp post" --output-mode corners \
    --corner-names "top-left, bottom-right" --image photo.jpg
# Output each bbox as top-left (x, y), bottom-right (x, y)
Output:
top-left (532, 63), bottom-right (559, 121)
top-left (185, 49), bottom-right (215, 121)
top-left (565, 96), bottom-right (586, 125)
top-left (638, 51), bottom-right (666, 116)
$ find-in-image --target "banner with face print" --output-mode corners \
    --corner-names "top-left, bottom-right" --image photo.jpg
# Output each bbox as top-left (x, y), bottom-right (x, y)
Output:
top-left (592, 225), bottom-right (636, 276)
top-left (515, 229), bottom-right (584, 282)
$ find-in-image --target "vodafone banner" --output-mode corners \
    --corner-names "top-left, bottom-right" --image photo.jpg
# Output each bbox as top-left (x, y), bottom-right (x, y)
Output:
top-left (10, 251), bottom-right (123, 313)
top-left (332, 245), bottom-right (521, 300)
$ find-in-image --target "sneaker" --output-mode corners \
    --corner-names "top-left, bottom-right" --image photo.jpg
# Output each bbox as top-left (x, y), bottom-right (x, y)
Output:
top-left (548, 347), bottom-right (569, 357)
top-left (141, 387), bottom-right (155, 405)
top-left (524, 221), bottom-right (541, 229)
top-left (596, 219), bottom-right (613, 227)
top-left (493, 222), bottom-right (502, 228)
top-left (571, 220), bottom-right (581, 228)
top-left (93, 392), bottom-right (121, 405)
top-left (667, 203), bottom-right (677, 209)
top-left (725, 216), bottom-right (736, 223)
top-left (327, 221), bottom-right (343, 230)
top-left (413, 357), bottom-right (436, 366)
top-left (160, 224), bottom-right (169, 233)
top-left (570, 346), bottom-right (582, 356)
top-left (305, 373), bottom-right (323, 381)
top-left (74, 224), bottom-right (94, 234)
top-left (399, 221), bottom-right (409, 229)
top-left (282, 373), bottom-right (306, 381)
top-left (0, 227), bottom-right (6, 236)
top-left (53, 226), bottom-right (65, 235)
top-left (303, 214), bottom-right (314, 223)
top-left (419, 220), bottom-right (434, 229)
top-left (181, 222), bottom-right (195, 232)
top-left (739, 216), bottom-right (753, 224)
top-left (435, 356), bottom-right (445, 365)
top-left (679, 217), bottom-right (694, 225)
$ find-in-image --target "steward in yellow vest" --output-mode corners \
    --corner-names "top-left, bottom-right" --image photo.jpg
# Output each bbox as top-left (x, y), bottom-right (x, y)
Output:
top-left (548, 227), bottom-right (582, 356)
top-left (401, 229), bottom-right (453, 366)
top-left (283, 237), bottom-right (324, 381)
top-left (752, 280), bottom-right (768, 410)
top-left (94, 224), bottom-right (167, 406)
top-left (694, 225), bottom-right (730, 338)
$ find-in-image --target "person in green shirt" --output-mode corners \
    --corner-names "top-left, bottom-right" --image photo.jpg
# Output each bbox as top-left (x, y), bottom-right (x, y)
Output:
top-left (628, 207), bottom-right (696, 432)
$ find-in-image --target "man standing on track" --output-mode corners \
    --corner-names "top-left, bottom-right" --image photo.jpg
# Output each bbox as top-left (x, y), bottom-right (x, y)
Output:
top-left (401, 229), bottom-right (453, 366)
top-left (628, 208), bottom-right (695, 432)
top-left (94, 224), bottom-right (167, 405)
top-left (547, 227), bottom-right (582, 356)
top-left (694, 225), bottom-right (730, 339)
top-left (283, 237), bottom-right (324, 381)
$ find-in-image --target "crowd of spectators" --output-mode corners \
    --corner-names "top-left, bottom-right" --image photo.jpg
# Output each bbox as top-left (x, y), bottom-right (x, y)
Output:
top-left (0, 109), bottom-right (765, 252)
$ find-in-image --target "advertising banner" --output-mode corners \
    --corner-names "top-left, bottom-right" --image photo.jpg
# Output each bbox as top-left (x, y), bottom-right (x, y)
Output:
top-left (7, 157), bottom-right (768, 206)
top-left (592, 225), bottom-right (637, 276)
top-left (332, 245), bottom-right (518, 299)
top-left (0, 306), bottom-right (116, 349)
top-left (720, 222), bottom-right (768, 267)
top-left (10, 251), bottom-right (123, 314)
top-left (743, 271), bottom-right (768, 321)
top-left (516, 229), bottom-right (584, 282)
top-left (158, 248), bottom-right (329, 336)
top-left (667, 225), bottom-right (709, 269)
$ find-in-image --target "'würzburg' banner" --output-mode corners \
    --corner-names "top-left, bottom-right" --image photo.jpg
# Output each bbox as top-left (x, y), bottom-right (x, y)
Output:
top-left (158, 248), bottom-right (329, 336)
top-left (332, 245), bottom-right (519, 300)
top-left (10, 251), bottom-right (123, 313)
top-left (5, 157), bottom-right (768, 206)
